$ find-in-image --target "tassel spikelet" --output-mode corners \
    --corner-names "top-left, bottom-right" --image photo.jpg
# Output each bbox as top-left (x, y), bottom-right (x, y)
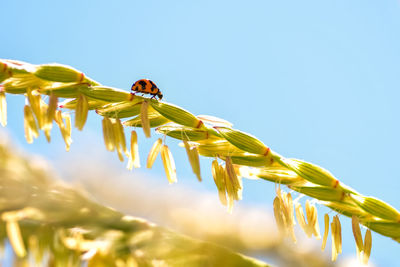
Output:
top-left (60, 97), bottom-right (108, 110)
top-left (282, 158), bottom-right (339, 188)
top-left (96, 100), bottom-right (142, 119)
top-left (0, 59), bottom-right (395, 262)
top-left (81, 86), bottom-right (130, 102)
top-left (34, 63), bottom-right (92, 84)
top-left (214, 127), bottom-right (271, 156)
top-left (150, 100), bottom-right (204, 129)
top-left (124, 111), bottom-right (169, 128)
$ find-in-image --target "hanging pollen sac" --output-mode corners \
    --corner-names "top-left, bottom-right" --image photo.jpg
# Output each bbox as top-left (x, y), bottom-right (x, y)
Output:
top-left (116, 118), bottom-right (128, 156)
top-left (221, 158), bottom-right (242, 213)
top-left (5, 219), bottom-right (26, 258)
top-left (273, 196), bottom-right (287, 236)
top-left (321, 214), bottom-right (330, 251)
top-left (295, 202), bottom-right (308, 237)
top-left (0, 91), bottom-right (7, 127)
top-left (39, 98), bottom-right (51, 142)
top-left (54, 111), bottom-right (72, 151)
top-left (183, 140), bottom-right (202, 181)
top-left (305, 200), bottom-right (313, 237)
top-left (26, 89), bottom-right (44, 129)
top-left (305, 200), bottom-right (320, 239)
top-left (75, 94), bottom-right (89, 131)
top-left (24, 105), bottom-right (39, 144)
top-left (44, 93), bottom-right (58, 141)
top-left (274, 190), bottom-right (296, 243)
top-left (102, 117), bottom-right (115, 152)
top-left (147, 138), bottom-right (163, 169)
top-left (112, 118), bottom-right (126, 162)
top-left (140, 100), bottom-right (151, 138)
top-left (331, 216), bottom-right (338, 262)
top-left (362, 229), bottom-right (372, 265)
top-left (336, 215), bottom-right (342, 254)
top-left (352, 215), bottom-right (364, 260)
top-left (211, 159), bottom-right (227, 206)
top-left (223, 166), bottom-right (235, 213)
top-left (310, 204), bottom-right (321, 239)
top-left (127, 131), bottom-right (140, 170)
top-left (225, 156), bottom-right (242, 201)
top-left (161, 145), bottom-right (177, 184)
top-left (284, 193), bottom-right (297, 243)
top-left (330, 215), bottom-right (342, 262)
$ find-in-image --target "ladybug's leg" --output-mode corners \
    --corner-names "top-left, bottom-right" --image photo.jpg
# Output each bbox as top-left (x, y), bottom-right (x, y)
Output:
top-left (129, 91), bottom-right (136, 101)
top-left (150, 94), bottom-right (156, 99)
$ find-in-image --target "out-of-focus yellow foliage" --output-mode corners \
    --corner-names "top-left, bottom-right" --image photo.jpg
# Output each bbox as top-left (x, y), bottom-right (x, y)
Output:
top-left (0, 135), bottom-right (269, 267)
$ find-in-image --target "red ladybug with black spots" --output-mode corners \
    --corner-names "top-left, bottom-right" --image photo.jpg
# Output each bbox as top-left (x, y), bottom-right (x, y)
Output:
top-left (131, 79), bottom-right (163, 100)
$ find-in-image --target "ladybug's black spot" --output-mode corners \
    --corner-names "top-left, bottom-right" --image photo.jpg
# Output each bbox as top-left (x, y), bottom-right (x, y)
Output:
top-left (149, 80), bottom-right (157, 87)
top-left (149, 80), bottom-right (158, 94)
top-left (138, 80), bottom-right (147, 92)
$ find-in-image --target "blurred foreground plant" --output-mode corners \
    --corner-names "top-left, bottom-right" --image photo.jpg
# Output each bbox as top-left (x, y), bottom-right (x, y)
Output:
top-left (0, 135), bottom-right (268, 266)
top-left (1, 59), bottom-right (399, 264)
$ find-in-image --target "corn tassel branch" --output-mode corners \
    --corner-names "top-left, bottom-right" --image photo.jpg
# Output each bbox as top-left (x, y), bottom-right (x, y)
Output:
top-left (1, 59), bottom-right (399, 262)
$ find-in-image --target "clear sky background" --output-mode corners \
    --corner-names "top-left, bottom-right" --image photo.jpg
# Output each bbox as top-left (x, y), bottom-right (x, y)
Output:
top-left (2, 1), bottom-right (400, 266)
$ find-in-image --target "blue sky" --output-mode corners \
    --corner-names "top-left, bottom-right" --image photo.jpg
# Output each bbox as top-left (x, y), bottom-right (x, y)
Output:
top-left (2, 1), bottom-right (400, 265)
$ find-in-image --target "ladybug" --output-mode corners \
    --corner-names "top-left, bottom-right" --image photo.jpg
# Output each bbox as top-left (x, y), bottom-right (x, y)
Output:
top-left (131, 79), bottom-right (163, 100)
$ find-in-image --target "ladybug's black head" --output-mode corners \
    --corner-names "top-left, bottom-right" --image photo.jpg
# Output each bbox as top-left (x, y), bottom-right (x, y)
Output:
top-left (157, 91), bottom-right (163, 100)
